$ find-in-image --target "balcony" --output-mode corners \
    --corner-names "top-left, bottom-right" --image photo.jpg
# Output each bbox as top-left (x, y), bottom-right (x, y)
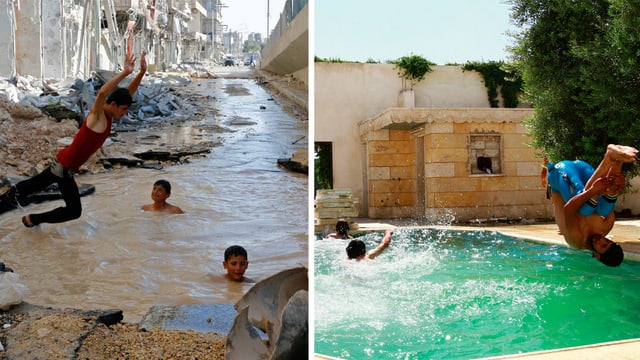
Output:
top-left (190, 0), bottom-right (206, 16)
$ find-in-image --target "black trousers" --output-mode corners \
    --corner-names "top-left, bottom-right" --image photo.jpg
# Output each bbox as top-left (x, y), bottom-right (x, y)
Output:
top-left (15, 164), bottom-right (81, 225)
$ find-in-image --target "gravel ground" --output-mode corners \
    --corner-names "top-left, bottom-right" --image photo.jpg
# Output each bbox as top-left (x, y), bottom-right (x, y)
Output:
top-left (0, 305), bottom-right (226, 359)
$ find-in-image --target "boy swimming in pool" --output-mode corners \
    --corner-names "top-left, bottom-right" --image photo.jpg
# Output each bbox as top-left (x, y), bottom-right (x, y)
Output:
top-left (141, 179), bottom-right (184, 214)
top-left (324, 219), bottom-right (354, 239)
top-left (223, 245), bottom-right (254, 282)
top-left (346, 229), bottom-right (393, 261)
top-left (542, 144), bottom-right (638, 266)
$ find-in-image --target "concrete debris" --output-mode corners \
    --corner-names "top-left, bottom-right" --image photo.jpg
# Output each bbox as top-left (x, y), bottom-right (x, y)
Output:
top-left (0, 271), bottom-right (29, 311)
top-left (227, 267), bottom-right (308, 359)
top-left (277, 149), bottom-right (309, 174)
top-left (1, 72), bottom-right (196, 127)
top-left (0, 68), bottom-right (207, 177)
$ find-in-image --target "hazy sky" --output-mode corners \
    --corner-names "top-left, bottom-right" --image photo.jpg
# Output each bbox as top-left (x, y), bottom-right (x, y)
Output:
top-left (223, 0), bottom-right (287, 37)
top-left (315, 0), bottom-right (518, 65)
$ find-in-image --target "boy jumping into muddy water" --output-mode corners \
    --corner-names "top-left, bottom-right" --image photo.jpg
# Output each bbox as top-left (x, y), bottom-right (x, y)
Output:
top-left (0, 51), bottom-right (147, 227)
top-left (542, 144), bottom-right (638, 266)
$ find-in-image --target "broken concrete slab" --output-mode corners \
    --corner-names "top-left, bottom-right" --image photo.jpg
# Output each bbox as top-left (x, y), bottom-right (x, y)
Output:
top-left (138, 303), bottom-right (237, 335)
top-left (277, 149), bottom-right (309, 174)
top-left (2, 73), bottom-right (197, 130)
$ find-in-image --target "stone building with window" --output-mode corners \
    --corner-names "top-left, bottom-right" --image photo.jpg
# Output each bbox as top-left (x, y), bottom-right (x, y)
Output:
top-left (316, 62), bottom-right (551, 223)
top-left (358, 107), bottom-right (542, 221)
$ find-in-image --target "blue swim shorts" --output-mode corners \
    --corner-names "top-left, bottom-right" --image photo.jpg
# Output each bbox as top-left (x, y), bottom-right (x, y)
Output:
top-left (547, 160), bottom-right (617, 217)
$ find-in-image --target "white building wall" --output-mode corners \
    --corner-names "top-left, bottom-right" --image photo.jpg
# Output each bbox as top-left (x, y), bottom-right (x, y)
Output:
top-left (15, 0), bottom-right (43, 78)
top-left (42, 0), bottom-right (64, 79)
top-left (0, 1), bottom-right (16, 77)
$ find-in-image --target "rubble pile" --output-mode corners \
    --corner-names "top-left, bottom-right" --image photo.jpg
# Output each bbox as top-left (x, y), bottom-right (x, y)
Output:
top-left (0, 69), bottom-right (206, 178)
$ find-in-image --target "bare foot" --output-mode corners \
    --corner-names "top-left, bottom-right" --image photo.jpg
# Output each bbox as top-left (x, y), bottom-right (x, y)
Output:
top-left (21, 215), bottom-right (35, 228)
top-left (606, 144), bottom-right (638, 163)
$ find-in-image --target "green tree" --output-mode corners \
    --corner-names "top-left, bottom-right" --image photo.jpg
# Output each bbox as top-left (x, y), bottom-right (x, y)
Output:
top-left (314, 143), bottom-right (333, 191)
top-left (509, 0), bottom-right (640, 167)
top-left (243, 40), bottom-right (262, 53)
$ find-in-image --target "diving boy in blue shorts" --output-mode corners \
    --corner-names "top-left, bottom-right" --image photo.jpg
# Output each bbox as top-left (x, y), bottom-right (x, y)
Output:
top-left (542, 144), bottom-right (638, 267)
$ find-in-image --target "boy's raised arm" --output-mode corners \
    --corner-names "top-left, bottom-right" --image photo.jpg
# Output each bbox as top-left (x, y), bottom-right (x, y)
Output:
top-left (127, 51), bottom-right (147, 96)
top-left (367, 230), bottom-right (393, 260)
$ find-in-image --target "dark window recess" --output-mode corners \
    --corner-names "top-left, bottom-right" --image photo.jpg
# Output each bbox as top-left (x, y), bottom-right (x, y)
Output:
top-left (477, 157), bottom-right (493, 174)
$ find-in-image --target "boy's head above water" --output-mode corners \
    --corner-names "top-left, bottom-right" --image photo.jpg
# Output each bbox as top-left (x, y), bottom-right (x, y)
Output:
top-left (154, 179), bottom-right (171, 194)
top-left (346, 239), bottom-right (366, 259)
top-left (223, 245), bottom-right (249, 282)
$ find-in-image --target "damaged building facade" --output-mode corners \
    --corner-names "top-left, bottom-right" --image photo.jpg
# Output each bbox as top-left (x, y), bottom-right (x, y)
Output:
top-left (0, 0), bottom-right (226, 79)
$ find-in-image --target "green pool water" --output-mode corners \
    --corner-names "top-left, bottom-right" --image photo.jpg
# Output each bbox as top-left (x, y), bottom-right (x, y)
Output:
top-left (314, 228), bottom-right (640, 359)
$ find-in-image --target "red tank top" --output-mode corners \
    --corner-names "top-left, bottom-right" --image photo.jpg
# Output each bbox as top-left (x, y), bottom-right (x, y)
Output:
top-left (56, 113), bottom-right (113, 171)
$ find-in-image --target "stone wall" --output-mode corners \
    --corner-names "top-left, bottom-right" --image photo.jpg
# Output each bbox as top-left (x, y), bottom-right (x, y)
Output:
top-left (359, 108), bottom-right (552, 222)
top-left (423, 117), bottom-right (548, 222)
top-left (366, 129), bottom-right (417, 219)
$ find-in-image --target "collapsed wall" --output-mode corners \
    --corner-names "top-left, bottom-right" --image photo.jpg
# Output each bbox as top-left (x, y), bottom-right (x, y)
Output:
top-left (0, 0), bottom-right (158, 80)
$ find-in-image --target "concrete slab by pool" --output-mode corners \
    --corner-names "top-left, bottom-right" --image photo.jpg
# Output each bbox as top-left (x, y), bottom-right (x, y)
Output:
top-left (314, 218), bottom-right (640, 359)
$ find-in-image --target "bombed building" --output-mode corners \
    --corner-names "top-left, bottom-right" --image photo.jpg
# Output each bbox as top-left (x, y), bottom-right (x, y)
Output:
top-left (0, 0), bottom-right (225, 79)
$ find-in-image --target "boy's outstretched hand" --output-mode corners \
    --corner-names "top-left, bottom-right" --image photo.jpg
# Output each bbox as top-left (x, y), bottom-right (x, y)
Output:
top-left (124, 52), bottom-right (136, 75)
top-left (139, 51), bottom-right (147, 73)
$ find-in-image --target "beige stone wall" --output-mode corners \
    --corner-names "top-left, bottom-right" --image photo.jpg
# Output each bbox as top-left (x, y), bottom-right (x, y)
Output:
top-left (420, 119), bottom-right (550, 222)
top-left (366, 129), bottom-right (417, 218)
top-left (360, 108), bottom-right (552, 222)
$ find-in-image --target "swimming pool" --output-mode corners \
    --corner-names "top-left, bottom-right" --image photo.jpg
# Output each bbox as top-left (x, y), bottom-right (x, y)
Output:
top-left (314, 228), bottom-right (640, 359)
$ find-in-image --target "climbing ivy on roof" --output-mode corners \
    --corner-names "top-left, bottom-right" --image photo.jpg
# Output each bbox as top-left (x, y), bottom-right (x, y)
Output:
top-left (462, 61), bottom-right (523, 108)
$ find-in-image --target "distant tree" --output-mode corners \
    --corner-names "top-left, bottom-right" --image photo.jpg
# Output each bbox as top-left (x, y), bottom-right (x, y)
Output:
top-left (509, 0), bottom-right (640, 168)
top-left (243, 40), bottom-right (262, 53)
top-left (314, 56), bottom-right (344, 63)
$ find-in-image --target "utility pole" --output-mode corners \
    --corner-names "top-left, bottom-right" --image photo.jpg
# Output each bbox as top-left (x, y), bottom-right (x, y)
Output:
top-left (267, 0), bottom-right (270, 39)
top-left (211, 0), bottom-right (218, 61)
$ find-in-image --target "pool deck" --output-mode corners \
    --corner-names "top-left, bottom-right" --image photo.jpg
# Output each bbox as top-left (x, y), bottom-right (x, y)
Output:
top-left (351, 217), bottom-right (640, 260)
top-left (314, 218), bottom-right (640, 359)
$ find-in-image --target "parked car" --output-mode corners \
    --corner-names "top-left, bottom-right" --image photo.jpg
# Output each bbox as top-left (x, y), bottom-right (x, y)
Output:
top-left (224, 57), bottom-right (236, 66)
